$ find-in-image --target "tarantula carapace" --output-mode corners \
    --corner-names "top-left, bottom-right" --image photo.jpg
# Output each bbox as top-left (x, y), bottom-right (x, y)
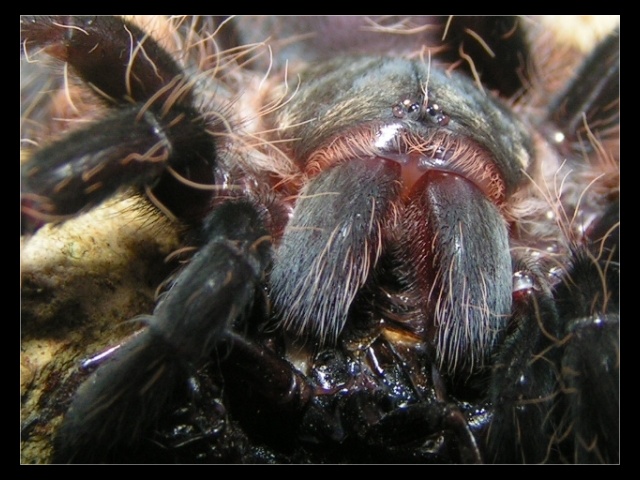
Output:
top-left (20, 16), bottom-right (619, 464)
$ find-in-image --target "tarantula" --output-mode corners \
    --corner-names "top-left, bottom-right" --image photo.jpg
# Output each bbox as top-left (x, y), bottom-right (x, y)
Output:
top-left (20, 16), bottom-right (619, 464)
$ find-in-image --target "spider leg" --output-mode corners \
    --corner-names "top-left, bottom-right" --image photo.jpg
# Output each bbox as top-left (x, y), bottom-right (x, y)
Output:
top-left (21, 15), bottom-right (620, 464)
top-left (498, 201), bottom-right (618, 464)
top-left (487, 217), bottom-right (619, 463)
top-left (486, 261), bottom-right (562, 463)
top-left (52, 200), bottom-right (271, 463)
top-left (20, 16), bottom-right (218, 233)
top-left (544, 28), bottom-right (619, 463)
top-left (545, 26), bottom-right (620, 149)
top-left (486, 28), bottom-right (619, 463)
top-left (553, 200), bottom-right (619, 463)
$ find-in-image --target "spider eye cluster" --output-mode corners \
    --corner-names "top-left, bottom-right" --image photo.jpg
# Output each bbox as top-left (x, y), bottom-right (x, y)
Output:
top-left (271, 57), bottom-right (532, 202)
top-left (20, 16), bottom-right (619, 464)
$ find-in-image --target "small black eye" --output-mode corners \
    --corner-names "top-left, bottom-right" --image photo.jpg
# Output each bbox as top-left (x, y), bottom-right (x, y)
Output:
top-left (392, 98), bottom-right (422, 119)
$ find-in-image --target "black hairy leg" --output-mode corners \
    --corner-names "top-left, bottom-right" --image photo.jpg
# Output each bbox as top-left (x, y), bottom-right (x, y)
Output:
top-left (20, 16), bottom-right (218, 233)
top-left (21, 16), bottom-right (619, 464)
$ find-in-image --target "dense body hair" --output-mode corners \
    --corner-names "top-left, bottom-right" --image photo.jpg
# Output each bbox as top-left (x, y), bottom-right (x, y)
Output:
top-left (21, 16), bottom-right (619, 464)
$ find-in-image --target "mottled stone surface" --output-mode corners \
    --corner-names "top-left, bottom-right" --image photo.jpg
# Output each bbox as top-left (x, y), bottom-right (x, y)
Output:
top-left (20, 195), bottom-right (179, 463)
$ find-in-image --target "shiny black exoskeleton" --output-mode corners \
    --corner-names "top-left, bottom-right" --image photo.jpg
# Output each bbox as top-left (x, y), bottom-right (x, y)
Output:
top-left (20, 16), bottom-right (619, 464)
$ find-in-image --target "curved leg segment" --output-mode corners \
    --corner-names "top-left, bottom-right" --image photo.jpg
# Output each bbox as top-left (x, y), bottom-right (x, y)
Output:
top-left (53, 200), bottom-right (271, 463)
top-left (270, 157), bottom-right (402, 345)
top-left (20, 16), bottom-right (218, 233)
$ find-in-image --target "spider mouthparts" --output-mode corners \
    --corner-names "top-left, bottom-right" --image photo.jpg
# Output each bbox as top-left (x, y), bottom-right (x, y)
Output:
top-left (377, 129), bottom-right (507, 207)
top-left (403, 169), bottom-right (512, 374)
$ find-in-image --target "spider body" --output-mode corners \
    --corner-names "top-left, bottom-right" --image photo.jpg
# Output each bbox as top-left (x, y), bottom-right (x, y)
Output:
top-left (20, 16), bottom-right (619, 463)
